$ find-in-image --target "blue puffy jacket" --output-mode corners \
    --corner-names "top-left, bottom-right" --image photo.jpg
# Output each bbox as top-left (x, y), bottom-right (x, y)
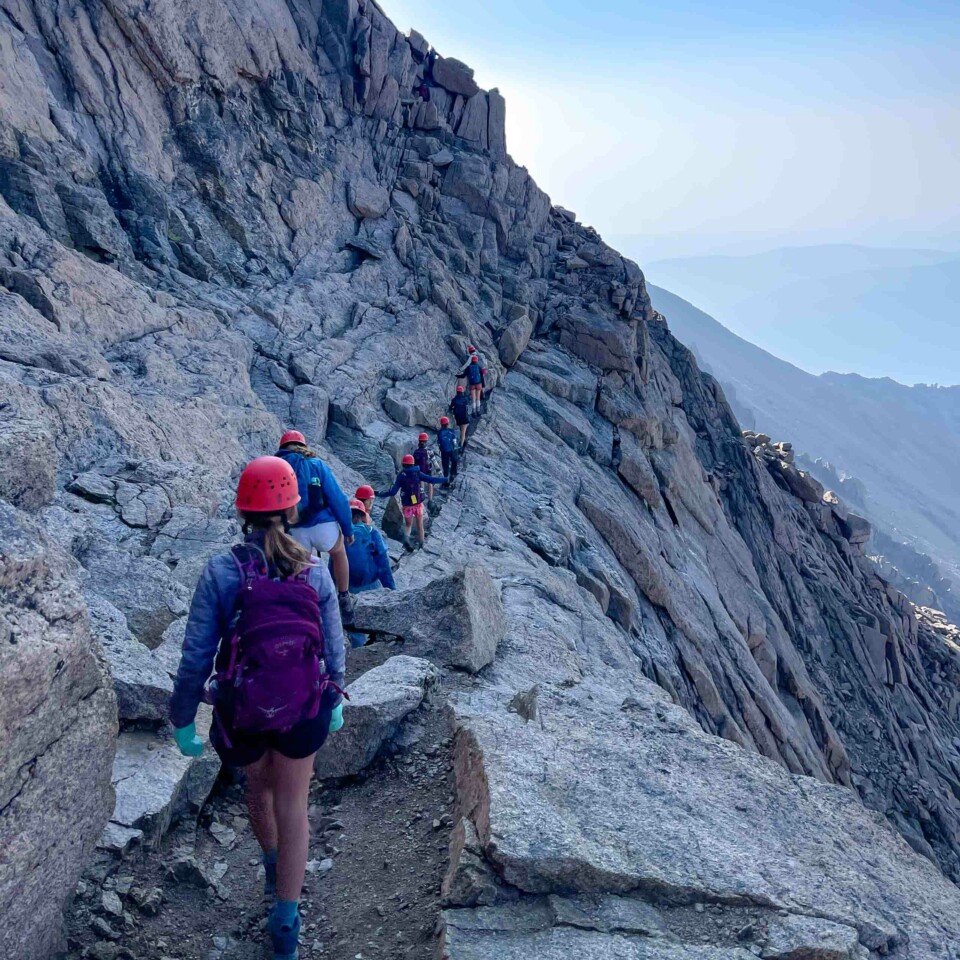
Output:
top-left (438, 427), bottom-right (459, 453)
top-left (169, 533), bottom-right (346, 729)
top-left (333, 523), bottom-right (396, 592)
top-left (276, 450), bottom-right (352, 536)
top-left (379, 465), bottom-right (447, 507)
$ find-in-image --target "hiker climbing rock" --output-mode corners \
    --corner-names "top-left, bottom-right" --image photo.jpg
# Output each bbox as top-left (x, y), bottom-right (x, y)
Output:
top-left (438, 416), bottom-right (460, 482)
top-left (460, 355), bottom-right (484, 416)
top-left (355, 484), bottom-right (375, 523)
top-left (611, 424), bottom-right (622, 470)
top-left (449, 385), bottom-right (471, 449)
top-left (169, 456), bottom-right (346, 960)
top-left (413, 432), bottom-right (442, 515)
top-left (377, 453), bottom-right (448, 550)
top-left (275, 430), bottom-right (356, 624)
top-left (337, 499), bottom-right (396, 647)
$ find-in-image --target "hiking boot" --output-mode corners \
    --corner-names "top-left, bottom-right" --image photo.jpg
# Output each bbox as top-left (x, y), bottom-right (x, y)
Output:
top-left (267, 907), bottom-right (301, 960)
top-left (337, 591), bottom-right (355, 627)
top-left (402, 535), bottom-right (415, 553)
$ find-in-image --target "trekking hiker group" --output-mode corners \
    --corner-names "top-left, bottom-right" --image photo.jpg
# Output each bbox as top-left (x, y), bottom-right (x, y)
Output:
top-left (168, 351), bottom-right (487, 959)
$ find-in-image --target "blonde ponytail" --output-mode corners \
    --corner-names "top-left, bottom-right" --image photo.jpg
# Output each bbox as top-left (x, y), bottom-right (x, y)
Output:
top-left (239, 511), bottom-right (312, 579)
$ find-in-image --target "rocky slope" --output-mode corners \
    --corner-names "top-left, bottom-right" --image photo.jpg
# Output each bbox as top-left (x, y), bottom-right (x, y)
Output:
top-left (1, 1), bottom-right (960, 957)
top-left (650, 284), bottom-right (960, 592)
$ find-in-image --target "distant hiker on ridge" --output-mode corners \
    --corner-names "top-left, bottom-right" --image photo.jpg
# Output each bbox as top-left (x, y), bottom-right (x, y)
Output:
top-left (449, 385), bottom-right (471, 449)
top-left (438, 415), bottom-right (460, 483)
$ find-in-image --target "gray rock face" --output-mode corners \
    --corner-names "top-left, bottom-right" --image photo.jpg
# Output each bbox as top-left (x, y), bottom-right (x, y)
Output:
top-left (315, 655), bottom-right (440, 778)
top-left (107, 709), bottom-right (219, 848)
top-left (353, 565), bottom-right (506, 672)
top-left (1, 1), bottom-right (959, 952)
top-left (0, 502), bottom-right (117, 960)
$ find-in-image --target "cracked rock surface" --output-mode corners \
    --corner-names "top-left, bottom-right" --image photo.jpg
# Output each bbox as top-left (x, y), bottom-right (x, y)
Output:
top-left (1, 1), bottom-right (960, 957)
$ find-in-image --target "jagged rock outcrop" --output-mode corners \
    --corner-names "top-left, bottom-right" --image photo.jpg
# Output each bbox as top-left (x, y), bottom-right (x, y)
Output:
top-left (315, 654), bottom-right (440, 778)
top-left (1, 0), bottom-right (959, 954)
top-left (0, 502), bottom-right (117, 960)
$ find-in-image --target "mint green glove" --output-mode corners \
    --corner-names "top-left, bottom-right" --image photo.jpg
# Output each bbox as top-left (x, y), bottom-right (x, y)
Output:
top-left (328, 703), bottom-right (344, 733)
top-left (173, 723), bottom-right (204, 757)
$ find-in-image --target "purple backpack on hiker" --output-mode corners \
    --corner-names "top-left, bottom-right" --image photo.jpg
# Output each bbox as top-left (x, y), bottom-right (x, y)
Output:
top-left (210, 546), bottom-right (335, 738)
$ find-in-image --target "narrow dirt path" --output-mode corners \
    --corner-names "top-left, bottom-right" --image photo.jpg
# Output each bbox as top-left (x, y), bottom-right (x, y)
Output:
top-left (63, 641), bottom-right (456, 960)
top-left (64, 404), bottom-right (495, 960)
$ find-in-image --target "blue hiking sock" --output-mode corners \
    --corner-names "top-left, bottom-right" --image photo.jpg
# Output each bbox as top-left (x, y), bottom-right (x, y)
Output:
top-left (268, 900), bottom-right (300, 959)
top-left (263, 848), bottom-right (278, 896)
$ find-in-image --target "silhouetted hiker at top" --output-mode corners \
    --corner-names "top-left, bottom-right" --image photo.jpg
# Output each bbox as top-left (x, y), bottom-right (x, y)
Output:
top-left (169, 456), bottom-right (346, 960)
top-left (274, 430), bottom-right (356, 624)
top-left (611, 424), bottom-right (622, 470)
top-left (377, 454), bottom-right (448, 550)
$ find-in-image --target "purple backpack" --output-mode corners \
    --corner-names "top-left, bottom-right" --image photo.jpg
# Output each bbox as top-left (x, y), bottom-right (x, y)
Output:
top-left (211, 546), bottom-right (335, 740)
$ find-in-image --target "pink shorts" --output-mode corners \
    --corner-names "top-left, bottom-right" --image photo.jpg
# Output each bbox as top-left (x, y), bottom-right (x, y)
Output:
top-left (402, 503), bottom-right (424, 520)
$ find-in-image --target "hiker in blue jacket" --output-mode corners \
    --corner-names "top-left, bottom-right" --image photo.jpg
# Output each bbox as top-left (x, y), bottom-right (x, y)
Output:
top-left (274, 430), bottom-right (355, 624)
top-left (335, 499), bottom-right (396, 647)
top-left (170, 456), bottom-right (345, 960)
top-left (449, 385), bottom-right (471, 449)
top-left (438, 416), bottom-right (460, 481)
top-left (377, 454), bottom-right (448, 550)
top-left (458, 354), bottom-right (484, 417)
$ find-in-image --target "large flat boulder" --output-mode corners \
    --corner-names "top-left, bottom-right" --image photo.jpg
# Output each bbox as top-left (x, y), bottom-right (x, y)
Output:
top-left (315, 655), bottom-right (440, 778)
top-left (352, 565), bottom-right (505, 672)
top-left (0, 502), bottom-right (117, 960)
top-left (449, 686), bottom-right (960, 958)
top-left (107, 708), bottom-right (219, 848)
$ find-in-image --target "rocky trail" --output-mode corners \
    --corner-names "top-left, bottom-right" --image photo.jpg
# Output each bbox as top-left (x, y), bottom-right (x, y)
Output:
top-left (63, 642), bottom-right (455, 960)
top-left (4, 0), bottom-right (960, 957)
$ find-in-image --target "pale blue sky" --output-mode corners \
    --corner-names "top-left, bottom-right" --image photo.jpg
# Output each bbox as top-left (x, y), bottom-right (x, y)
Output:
top-left (382, 0), bottom-right (960, 261)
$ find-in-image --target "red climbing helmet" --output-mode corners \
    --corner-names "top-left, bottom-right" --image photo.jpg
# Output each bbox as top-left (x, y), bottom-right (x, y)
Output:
top-left (278, 429), bottom-right (306, 448)
top-left (468, 345), bottom-right (476, 353)
top-left (471, 355), bottom-right (479, 363)
top-left (418, 432), bottom-right (428, 442)
top-left (236, 456), bottom-right (301, 513)
top-left (355, 484), bottom-right (375, 501)
top-left (440, 416), bottom-right (450, 426)
top-left (349, 498), bottom-right (368, 515)
top-left (456, 385), bottom-right (465, 393)
top-left (402, 454), bottom-right (416, 466)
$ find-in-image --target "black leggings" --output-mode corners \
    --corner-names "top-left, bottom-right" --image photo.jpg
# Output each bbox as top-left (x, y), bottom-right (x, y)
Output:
top-left (441, 450), bottom-right (459, 480)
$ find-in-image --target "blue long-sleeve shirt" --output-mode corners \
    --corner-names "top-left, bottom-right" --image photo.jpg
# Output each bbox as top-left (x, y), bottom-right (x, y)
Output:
top-left (169, 540), bottom-right (346, 729)
top-left (276, 450), bottom-right (353, 536)
top-left (332, 523), bottom-right (396, 592)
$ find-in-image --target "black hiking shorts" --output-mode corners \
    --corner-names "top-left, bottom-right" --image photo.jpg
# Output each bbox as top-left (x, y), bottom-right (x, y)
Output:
top-left (211, 686), bottom-right (339, 768)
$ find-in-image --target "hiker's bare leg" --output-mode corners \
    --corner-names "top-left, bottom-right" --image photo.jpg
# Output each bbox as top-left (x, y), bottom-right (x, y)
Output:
top-left (328, 533), bottom-right (348, 593)
top-left (460, 424), bottom-right (467, 446)
top-left (245, 752), bottom-right (278, 854)
top-left (416, 513), bottom-right (426, 545)
top-left (271, 751), bottom-right (316, 902)
top-left (404, 517), bottom-right (413, 542)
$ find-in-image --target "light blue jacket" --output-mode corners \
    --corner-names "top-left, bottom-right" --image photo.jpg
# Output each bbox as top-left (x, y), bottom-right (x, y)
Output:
top-left (169, 539), bottom-right (346, 729)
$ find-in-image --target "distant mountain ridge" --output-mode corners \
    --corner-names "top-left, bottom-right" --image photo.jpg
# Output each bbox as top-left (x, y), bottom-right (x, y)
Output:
top-left (646, 245), bottom-right (960, 385)
top-left (650, 284), bottom-right (960, 598)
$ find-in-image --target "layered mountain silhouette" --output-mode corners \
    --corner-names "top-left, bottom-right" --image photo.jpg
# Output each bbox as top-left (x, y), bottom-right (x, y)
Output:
top-left (651, 283), bottom-right (960, 610)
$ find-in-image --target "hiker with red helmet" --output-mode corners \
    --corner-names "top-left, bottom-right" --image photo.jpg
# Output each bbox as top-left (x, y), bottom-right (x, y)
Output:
top-left (458, 355), bottom-right (484, 417)
top-left (449, 384), bottom-right (471, 449)
top-left (274, 430), bottom-right (355, 625)
top-left (355, 484), bottom-right (375, 524)
top-left (336, 500), bottom-right (396, 648)
top-left (169, 456), bottom-right (346, 960)
top-left (376, 453), bottom-right (447, 550)
top-left (438, 416), bottom-right (460, 481)
top-left (413, 431), bottom-right (439, 509)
